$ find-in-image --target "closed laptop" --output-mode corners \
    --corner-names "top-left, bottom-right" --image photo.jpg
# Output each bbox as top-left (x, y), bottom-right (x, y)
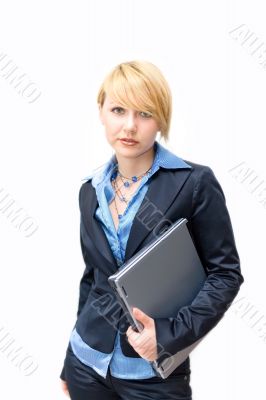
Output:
top-left (108, 217), bottom-right (207, 379)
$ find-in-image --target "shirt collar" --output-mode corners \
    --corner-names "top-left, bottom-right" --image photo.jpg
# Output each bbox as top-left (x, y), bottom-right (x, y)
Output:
top-left (81, 140), bottom-right (191, 187)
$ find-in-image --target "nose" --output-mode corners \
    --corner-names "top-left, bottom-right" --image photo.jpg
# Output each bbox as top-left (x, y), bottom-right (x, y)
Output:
top-left (123, 111), bottom-right (137, 133)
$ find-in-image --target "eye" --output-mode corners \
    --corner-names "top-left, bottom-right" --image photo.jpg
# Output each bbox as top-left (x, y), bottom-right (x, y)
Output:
top-left (140, 111), bottom-right (153, 118)
top-left (111, 107), bottom-right (125, 114)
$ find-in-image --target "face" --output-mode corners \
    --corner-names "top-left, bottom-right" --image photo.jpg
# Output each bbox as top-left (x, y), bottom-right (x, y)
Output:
top-left (99, 94), bottom-right (160, 159)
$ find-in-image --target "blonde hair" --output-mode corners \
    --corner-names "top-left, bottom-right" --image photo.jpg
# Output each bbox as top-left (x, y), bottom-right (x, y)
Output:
top-left (97, 60), bottom-right (172, 142)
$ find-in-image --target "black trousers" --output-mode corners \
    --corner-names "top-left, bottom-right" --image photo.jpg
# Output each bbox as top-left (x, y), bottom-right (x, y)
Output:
top-left (64, 345), bottom-right (192, 400)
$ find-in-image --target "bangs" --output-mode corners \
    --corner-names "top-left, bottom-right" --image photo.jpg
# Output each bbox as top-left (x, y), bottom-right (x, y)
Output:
top-left (104, 68), bottom-right (156, 114)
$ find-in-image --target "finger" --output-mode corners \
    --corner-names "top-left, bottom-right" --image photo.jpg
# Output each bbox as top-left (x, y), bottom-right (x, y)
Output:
top-left (141, 347), bottom-right (157, 360)
top-left (132, 308), bottom-right (151, 327)
top-left (127, 328), bottom-right (141, 341)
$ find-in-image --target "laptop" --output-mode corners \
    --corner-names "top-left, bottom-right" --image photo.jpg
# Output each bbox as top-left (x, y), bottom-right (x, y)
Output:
top-left (108, 217), bottom-right (207, 379)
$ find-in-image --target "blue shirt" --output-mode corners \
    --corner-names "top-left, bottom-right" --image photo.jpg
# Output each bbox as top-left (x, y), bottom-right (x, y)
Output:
top-left (69, 140), bottom-right (192, 379)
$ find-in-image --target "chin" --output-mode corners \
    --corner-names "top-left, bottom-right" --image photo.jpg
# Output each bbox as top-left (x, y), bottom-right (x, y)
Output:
top-left (116, 149), bottom-right (139, 157)
top-left (115, 141), bottom-right (140, 150)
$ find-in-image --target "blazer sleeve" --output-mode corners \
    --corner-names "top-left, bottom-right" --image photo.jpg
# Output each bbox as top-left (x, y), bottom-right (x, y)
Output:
top-left (154, 166), bottom-right (244, 365)
top-left (77, 218), bottom-right (95, 317)
top-left (60, 184), bottom-right (94, 380)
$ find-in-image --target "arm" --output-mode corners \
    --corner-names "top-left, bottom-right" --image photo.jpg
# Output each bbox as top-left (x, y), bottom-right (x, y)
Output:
top-left (76, 217), bottom-right (95, 318)
top-left (154, 166), bottom-right (244, 365)
top-left (77, 182), bottom-right (95, 318)
top-left (60, 184), bottom-right (94, 380)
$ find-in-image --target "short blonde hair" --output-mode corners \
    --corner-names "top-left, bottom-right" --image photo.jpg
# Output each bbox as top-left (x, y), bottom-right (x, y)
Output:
top-left (97, 60), bottom-right (172, 142)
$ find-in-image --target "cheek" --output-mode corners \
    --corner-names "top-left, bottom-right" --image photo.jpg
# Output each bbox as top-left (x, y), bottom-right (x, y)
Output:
top-left (103, 124), bottom-right (120, 144)
top-left (150, 120), bottom-right (160, 132)
top-left (142, 119), bottom-right (159, 134)
top-left (105, 120), bottom-right (122, 135)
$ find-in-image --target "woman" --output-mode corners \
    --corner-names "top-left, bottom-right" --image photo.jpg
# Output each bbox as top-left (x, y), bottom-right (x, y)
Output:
top-left (59, 60), bottom-right (244, 399)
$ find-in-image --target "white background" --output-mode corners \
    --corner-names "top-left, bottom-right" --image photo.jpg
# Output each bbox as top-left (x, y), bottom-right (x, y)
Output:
top-left (0, 0), bottom-right (265, 399)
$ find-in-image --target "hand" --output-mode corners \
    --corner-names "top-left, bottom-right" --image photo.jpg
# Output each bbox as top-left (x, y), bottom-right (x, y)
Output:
top-left (60, 379), bottom-right (70, 397)
top-left (126, 307), bottom-right (158, 362)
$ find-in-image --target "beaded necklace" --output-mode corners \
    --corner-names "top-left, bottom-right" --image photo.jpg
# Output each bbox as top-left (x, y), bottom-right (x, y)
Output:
top-left (110, 165), bottom-right (152, 219)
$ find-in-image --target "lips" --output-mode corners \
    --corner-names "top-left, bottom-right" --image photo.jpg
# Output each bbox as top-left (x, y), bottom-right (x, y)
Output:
top-left (120, 138), bottom-right (138, 144)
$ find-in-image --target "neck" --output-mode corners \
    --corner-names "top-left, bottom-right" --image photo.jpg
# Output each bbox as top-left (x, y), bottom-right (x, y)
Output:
top-left (114, 143), bottom-right (156, 178)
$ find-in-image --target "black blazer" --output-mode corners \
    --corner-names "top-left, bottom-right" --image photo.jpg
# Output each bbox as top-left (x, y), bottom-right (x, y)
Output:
top-left (60, 160), bottom-right (244, 379)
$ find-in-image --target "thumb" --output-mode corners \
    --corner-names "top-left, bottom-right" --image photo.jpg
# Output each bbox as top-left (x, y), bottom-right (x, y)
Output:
top-left (132, 307), bottom-right (151, 327)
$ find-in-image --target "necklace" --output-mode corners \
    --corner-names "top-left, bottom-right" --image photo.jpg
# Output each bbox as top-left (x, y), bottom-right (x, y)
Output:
top-left (110, 165), bottom-right (152, 219)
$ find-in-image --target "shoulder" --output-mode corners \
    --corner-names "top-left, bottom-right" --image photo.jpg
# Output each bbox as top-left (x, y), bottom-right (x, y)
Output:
top-left (170, 157), bottom-right (216, 183)
top-left (181, 157), bottom-right (212, 172)
top-left (167, 158), bottom-right (224, 202)
top-left (78, 171), bottom-right (97, 203)
top-left (180, 160), bottom-right (226, 205)
top-left (79, 161), bottom-right (109, 195)
top-left (156, 141), bottom-right (213, 180)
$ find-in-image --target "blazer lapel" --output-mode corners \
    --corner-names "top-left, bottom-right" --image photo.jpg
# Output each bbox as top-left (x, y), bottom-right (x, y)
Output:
top-left (82, 167), bottom-right (192, 275)
top-left (124, 168), bottom-right (193, 260)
